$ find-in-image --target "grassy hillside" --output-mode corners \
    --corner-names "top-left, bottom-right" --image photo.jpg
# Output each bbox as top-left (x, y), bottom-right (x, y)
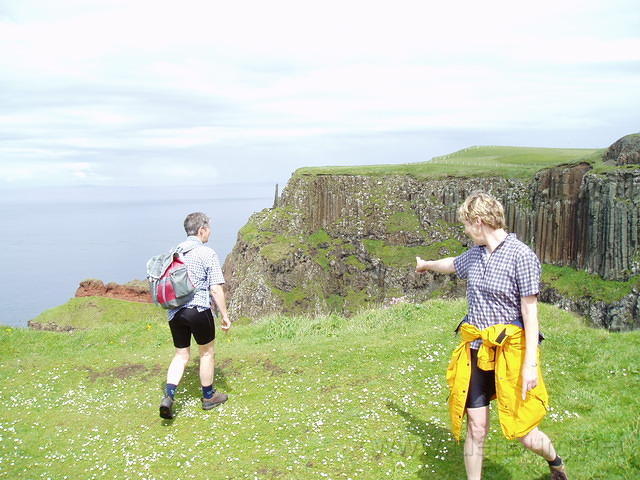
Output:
top-left (295, 146), bottom-right (604, 179)
top-left (1, 297), bottom-right (638, 479)
top-left (542, 265), bottom-right (640, 303)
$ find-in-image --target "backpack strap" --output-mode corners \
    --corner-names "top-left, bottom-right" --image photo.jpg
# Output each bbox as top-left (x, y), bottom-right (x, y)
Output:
top-left (173, 240), bottom-right (200, 257)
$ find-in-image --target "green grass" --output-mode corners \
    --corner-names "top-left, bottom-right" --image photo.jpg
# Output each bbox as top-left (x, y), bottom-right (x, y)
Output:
top-left (307, 229), bottom-right (339, 271)
top-left (271, 286), bottom-right (312, 310)
top-left (386, 211), bottom-right (424, 234)
top-left (240, 224), bottom-right (355, 271)
top-left (239, 223), bottom-right (304, 264)
top-left (308, 229), bottom-right (332, 246)
top-left (363, 238), bottom-right (465, 267)
top-left (260, 236), bottom-right (302, 264)
top-left (1, 297), bottom-right (638, 479)
top-left (28, 296), bottom-right (159, 329)
top-left (542, 265), bottom-right (640, 303)
top-left (295, 146), bottom-right (605, 179)
top-left (345, 255), bottom-right (367, 271)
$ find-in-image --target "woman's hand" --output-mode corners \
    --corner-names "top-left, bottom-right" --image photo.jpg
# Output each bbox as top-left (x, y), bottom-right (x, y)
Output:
top-left (415, 256), bottom-right (456, 274)
top-left (520, 296), bottom-right (540, 400)
top-left (415, 256), bottom-right (430, 273)
top-left (521, 364), bottom-right (538, 400)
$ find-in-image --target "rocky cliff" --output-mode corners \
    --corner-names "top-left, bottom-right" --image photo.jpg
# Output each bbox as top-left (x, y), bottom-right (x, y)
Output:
top-left (224, 136), bottom-right (640, 330)
top-left (532, 163), bottom-right (640, 280)
top-left (604, 133), bottom-right (640, 166)
top-left (75, 279), bottom-right (152, 303)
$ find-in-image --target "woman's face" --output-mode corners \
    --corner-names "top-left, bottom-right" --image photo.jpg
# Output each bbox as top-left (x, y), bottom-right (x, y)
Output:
top-left (463, 219), bottom-right (483, 245)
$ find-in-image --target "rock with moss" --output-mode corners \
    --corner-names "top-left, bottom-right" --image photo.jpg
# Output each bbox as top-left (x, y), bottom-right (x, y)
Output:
top-left (604, 133), bottom-right (640, 166)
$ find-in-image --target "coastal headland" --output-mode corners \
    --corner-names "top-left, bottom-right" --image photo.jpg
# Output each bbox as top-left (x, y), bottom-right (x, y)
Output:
top-left (40, 134), bottom-right (640, 332)
top-left (223, 134), bottom-right (640, 330)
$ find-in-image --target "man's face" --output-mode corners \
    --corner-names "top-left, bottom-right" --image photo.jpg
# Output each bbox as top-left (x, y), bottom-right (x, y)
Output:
top-left (199, 225), bottom-right (211, 243)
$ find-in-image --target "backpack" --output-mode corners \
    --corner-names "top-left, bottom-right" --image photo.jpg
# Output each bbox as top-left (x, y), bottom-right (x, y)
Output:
top-left (146, 242), bottom-right (199, 309)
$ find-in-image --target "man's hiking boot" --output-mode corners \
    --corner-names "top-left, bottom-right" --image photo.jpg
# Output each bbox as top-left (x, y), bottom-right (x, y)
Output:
top-left (202, 392), bottom-right (228, 410)
top-left (159, 395), bottom-right (174, 419)
top-left (550, 462), bottom-right (568, 480)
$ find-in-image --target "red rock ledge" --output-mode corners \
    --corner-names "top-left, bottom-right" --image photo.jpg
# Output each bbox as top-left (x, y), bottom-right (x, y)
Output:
top-left (75, 279), bottom-right (152, 303)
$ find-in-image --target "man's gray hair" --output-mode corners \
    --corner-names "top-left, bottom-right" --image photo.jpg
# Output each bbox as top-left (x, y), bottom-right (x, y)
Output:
top-left (184, 212), bottom-right (210, 236)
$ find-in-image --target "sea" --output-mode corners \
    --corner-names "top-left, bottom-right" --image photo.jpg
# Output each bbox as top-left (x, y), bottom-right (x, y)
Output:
top-left (0, 183), bottom-right (275, 328)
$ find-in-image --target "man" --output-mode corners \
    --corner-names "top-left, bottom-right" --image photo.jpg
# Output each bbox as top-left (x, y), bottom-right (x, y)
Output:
top-left (416, 192), bottom-right (568, 480)
top-left (159, 212), bottom-right (231, 420)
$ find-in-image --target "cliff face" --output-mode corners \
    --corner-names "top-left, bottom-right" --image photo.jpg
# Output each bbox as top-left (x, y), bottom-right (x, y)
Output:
top-left (224, 136), bottom-right (640, 329)
top-left (530, 163), bottom-right (640, 280)
top-left (530, 163), bottom-right (591, 266)
top-left (224, 174), bottom-right (530, 320)
top-left (578, 171), bottom-right (640, 279)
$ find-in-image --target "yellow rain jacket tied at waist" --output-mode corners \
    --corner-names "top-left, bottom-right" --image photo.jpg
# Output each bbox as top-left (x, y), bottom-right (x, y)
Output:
top-left (446, 323), bottom-right (548, 441)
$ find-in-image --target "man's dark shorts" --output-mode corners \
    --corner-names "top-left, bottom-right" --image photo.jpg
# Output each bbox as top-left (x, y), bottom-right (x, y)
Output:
top-left (466, 347), bottom-right (496, 409)
top-left (169, 307), bottom-right (215, 348)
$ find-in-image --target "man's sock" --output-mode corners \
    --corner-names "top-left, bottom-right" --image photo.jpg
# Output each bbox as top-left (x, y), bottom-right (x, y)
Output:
top-left (548, 456), bottom-right (563, 467)
top-left (165, 383), bottom-right (178, 399)
top-left (202, 385), bottom-right (216, 399)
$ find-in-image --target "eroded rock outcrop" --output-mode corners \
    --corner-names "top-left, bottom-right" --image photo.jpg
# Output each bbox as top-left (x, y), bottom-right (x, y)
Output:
top-left (75, 279), bottom-right (152, 303)
top-left (604, 133), bottom-right (640, 166)
top-left (540, 285), bottom-right (640, 331)
top-left (27, 321), bottom-right (78, 332)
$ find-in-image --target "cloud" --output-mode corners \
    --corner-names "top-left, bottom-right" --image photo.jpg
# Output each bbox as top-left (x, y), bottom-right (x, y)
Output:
top-left (0, 161), bottom-right (98, 183)
top-left (130, 160), bottom-right (220, 187)
top-left (0, 0), bottom-right (638, 187)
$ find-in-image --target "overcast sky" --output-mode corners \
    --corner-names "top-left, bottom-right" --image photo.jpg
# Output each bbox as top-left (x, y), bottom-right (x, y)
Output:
top-left (1, 0), bottom-right (638, 188)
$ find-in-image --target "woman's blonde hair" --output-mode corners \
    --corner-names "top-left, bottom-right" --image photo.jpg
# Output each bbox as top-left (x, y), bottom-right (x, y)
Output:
top-left (457, 191), bottom-right (506, 230)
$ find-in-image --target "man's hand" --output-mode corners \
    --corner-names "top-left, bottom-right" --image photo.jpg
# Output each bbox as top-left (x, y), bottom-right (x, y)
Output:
top-left (415, 256), bottom-right (430, 273)
top-left (521, 364), bottom-right (538, 400)
top-left (210, 284), bottom-right (231, 332)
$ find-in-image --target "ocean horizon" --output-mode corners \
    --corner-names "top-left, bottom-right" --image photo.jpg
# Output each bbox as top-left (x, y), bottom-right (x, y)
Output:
top-left (0, 183), bottom-right (274, 328)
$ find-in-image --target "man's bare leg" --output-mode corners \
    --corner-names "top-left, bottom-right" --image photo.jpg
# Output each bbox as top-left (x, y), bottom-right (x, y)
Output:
top-left (198, 340), bottom-right (215, 388)
top-left (166, 347), bottom-right (190, 385)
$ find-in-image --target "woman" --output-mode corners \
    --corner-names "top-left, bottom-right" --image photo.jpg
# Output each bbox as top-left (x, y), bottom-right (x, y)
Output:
top-left (416, 192), bottom-right (568, 480)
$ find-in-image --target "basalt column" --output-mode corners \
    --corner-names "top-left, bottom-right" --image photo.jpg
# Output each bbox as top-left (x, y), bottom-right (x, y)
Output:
top-left (531, 163), bottom-right (592, 266)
